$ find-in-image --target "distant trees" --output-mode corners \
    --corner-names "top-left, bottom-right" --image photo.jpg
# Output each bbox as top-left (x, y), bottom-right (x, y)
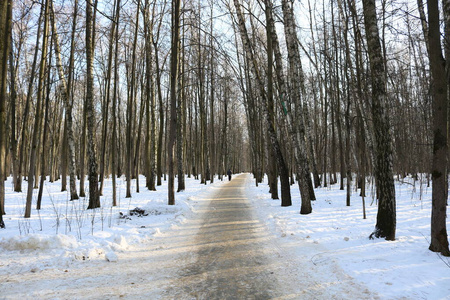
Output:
top-left (233, 0), bottom-right (292, 207)
top-left (0, 0), bottom-right (447, 257)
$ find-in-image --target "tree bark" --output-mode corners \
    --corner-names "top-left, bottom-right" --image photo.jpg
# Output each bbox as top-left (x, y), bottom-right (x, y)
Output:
top-left (25, 0), bottom-right (50, 218)
top-left (153, 19), bottom-right (165, 186)
top-left (233, 0), bottom-right (292, 206)
top-left (8, 18), bottom-right (18, 198)
top-left (126, 1), bottom-right (140, 198)
top-left (16, 5), bottom-right (45, 193)
top-left (280, 0), bottom-right (314, 213)
top-left (209, 4), bottom-right (216, 184)
top-left (177, 12), bottom-right (185, 192)
top-left (99, 0), bottom-right (120, 196)
top-left (86, 0), bottom-right (100, 209)
top-left (362, 0), bottom-right (396, 241)
top-left (111, 0), bottom-right (121, 206)
top-left (427, 0), bottom-right (450, 256)
top-left (0, 0), bottom-right (12, 228)
top-left (144, 0), bottom-right (156, 191)
top-left (51, 0), bottom-right (79, 200)
top-left (168, 0), bottom-right (181, 205)
top-left (264, 1), bottom-right (279, 200)
top-left (37, 52), bottom-right (53, 210)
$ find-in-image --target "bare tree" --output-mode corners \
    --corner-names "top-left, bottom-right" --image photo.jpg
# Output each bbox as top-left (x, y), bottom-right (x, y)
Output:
top-left (99, 0), bottom-right (120, 196)
top-left (427, 0), bottom-right (450, 256)
top-left (280, 0), bottom-right (314, 213)
top-left (0, 0), bottom-right (12, 228)
top-left (362, 0), bottom-right (396, 240)
top-left (51, 0), bottom-right (79, 200)
top-left (233, 0), bottom-right (292, 207)
top-left (25, 0), bottom-right (50, 218)
top-left (86, 0), bottom-right (100, 209)
top-left (111, 0), bottom-right (121, 206)
top-left (144, 0), bottom-right (156, 192)
top-left (168, 0), bottom-right (181, 205)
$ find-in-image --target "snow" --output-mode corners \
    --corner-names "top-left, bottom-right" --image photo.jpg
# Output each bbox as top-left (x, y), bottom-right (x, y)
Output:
top-left (247, 175), bottom-right (450, 300)
top-left (0, 174), bottom-right (449, 299)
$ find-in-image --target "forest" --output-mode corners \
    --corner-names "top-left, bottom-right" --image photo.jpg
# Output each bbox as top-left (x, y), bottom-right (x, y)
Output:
top-left (0, 0), bottom-right (449, 258)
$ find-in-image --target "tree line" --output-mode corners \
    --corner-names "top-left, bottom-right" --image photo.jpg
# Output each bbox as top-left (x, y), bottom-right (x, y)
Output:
top-left (0, 0), bottom-right (448, 257)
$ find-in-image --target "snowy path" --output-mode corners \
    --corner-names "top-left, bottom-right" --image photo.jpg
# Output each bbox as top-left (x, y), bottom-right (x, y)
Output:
top-left (1, 174), bottom-right (376, 299)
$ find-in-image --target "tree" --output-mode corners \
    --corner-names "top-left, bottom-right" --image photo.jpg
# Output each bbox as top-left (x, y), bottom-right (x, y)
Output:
top-left (233, 0), bottom-right (292, 207)
top-left (362, 0), bottom-right (396, 240)
top-left (0, 0), bottom-right (12, 228)
top-left (99, 0), bottom-right (120, 196)
top-left (86, 0), bottom-right (100, 209)
top-left (25, 0), bottom-right (50, 218)
top-left (125, 0), bottom-right (140, 198)
top-left (111, 0), bottom-right (121, 206)
top-left (168, 0), bottom-right (181, 205)
top-left (144, 0), bottom-right (156, 192)
top-left (264, 0), bottom-right (278, 200)
top-left (427, 0), bottom-right (450, 256)
top-left (51, 0), bottom-right (79, 200)
top-left (280, 0), bottom-right (315, 213)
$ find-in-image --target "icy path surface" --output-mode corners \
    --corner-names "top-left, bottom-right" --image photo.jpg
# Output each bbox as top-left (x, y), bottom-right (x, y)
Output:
top-left (163, 174), bottom-right (375, 299)
top-left (1, 174), bottom-right (376, 299)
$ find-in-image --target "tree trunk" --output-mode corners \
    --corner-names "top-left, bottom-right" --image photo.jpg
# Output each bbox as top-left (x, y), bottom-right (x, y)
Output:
top-left (86, 0), bottom-right (100, 209)
top-left (144, 0), bottom-right (156, 191)
top-left (111, 0), bottom-right (121, 206)
top-left (362, 0), bottom-right (396, 241)
top-left (153, 35), bottom-right (164, 187)
top-left (264, 1), bottom-right (279, 200)
top-left (37, 53), bottom-right (53, 210)
top-left (427, 0), bottom-right (450, 256)
top-left (8, 19), bottom-right (18, 199)
top-left (209, 5), bottom-right (216, 184)
top-left (16, 6), bottom-right (44, 193)
top-left (51, 0), bottom-right (79, 200)
top-left (0, 0), bottom-right (12, 228)
top-left (233, 0), bottom-right (291, 206)
top-left (177, 14), bottom-right (185, 192)
top-left (25, 0), bottom-right (50, 218)
top-left (99, 0), bottom-right (119, 196)
top-left (79, 89), bottom-right (87, 198)
top-left (168, 0), bottom-right (181, 205)
top-left (280, 0), bottom-right (314, 213)
top-left (126, 1), bottom-right (140, 198)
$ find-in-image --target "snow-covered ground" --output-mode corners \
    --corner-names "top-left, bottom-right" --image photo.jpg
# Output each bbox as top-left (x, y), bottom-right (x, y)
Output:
top-left (0, 174), bottom-right (449, 299)
top-left (248, 175), bottom-right (450, 300)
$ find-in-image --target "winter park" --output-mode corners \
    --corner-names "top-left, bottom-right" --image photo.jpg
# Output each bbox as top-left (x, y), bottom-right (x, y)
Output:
top-left (0, 0), bottom-right (450, 299)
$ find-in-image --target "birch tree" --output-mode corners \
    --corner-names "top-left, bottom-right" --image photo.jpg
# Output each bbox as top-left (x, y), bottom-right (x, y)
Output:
top-left (280, 0), bottom-right (314, 213)
top-left (51, 0), bottom-right (79, 200)
top-left (362, 0), bottom-right (396, 240)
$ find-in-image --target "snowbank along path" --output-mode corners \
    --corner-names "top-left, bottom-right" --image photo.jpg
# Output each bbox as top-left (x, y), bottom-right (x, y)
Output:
top-left (1, 173), bottom-right (376, 299)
